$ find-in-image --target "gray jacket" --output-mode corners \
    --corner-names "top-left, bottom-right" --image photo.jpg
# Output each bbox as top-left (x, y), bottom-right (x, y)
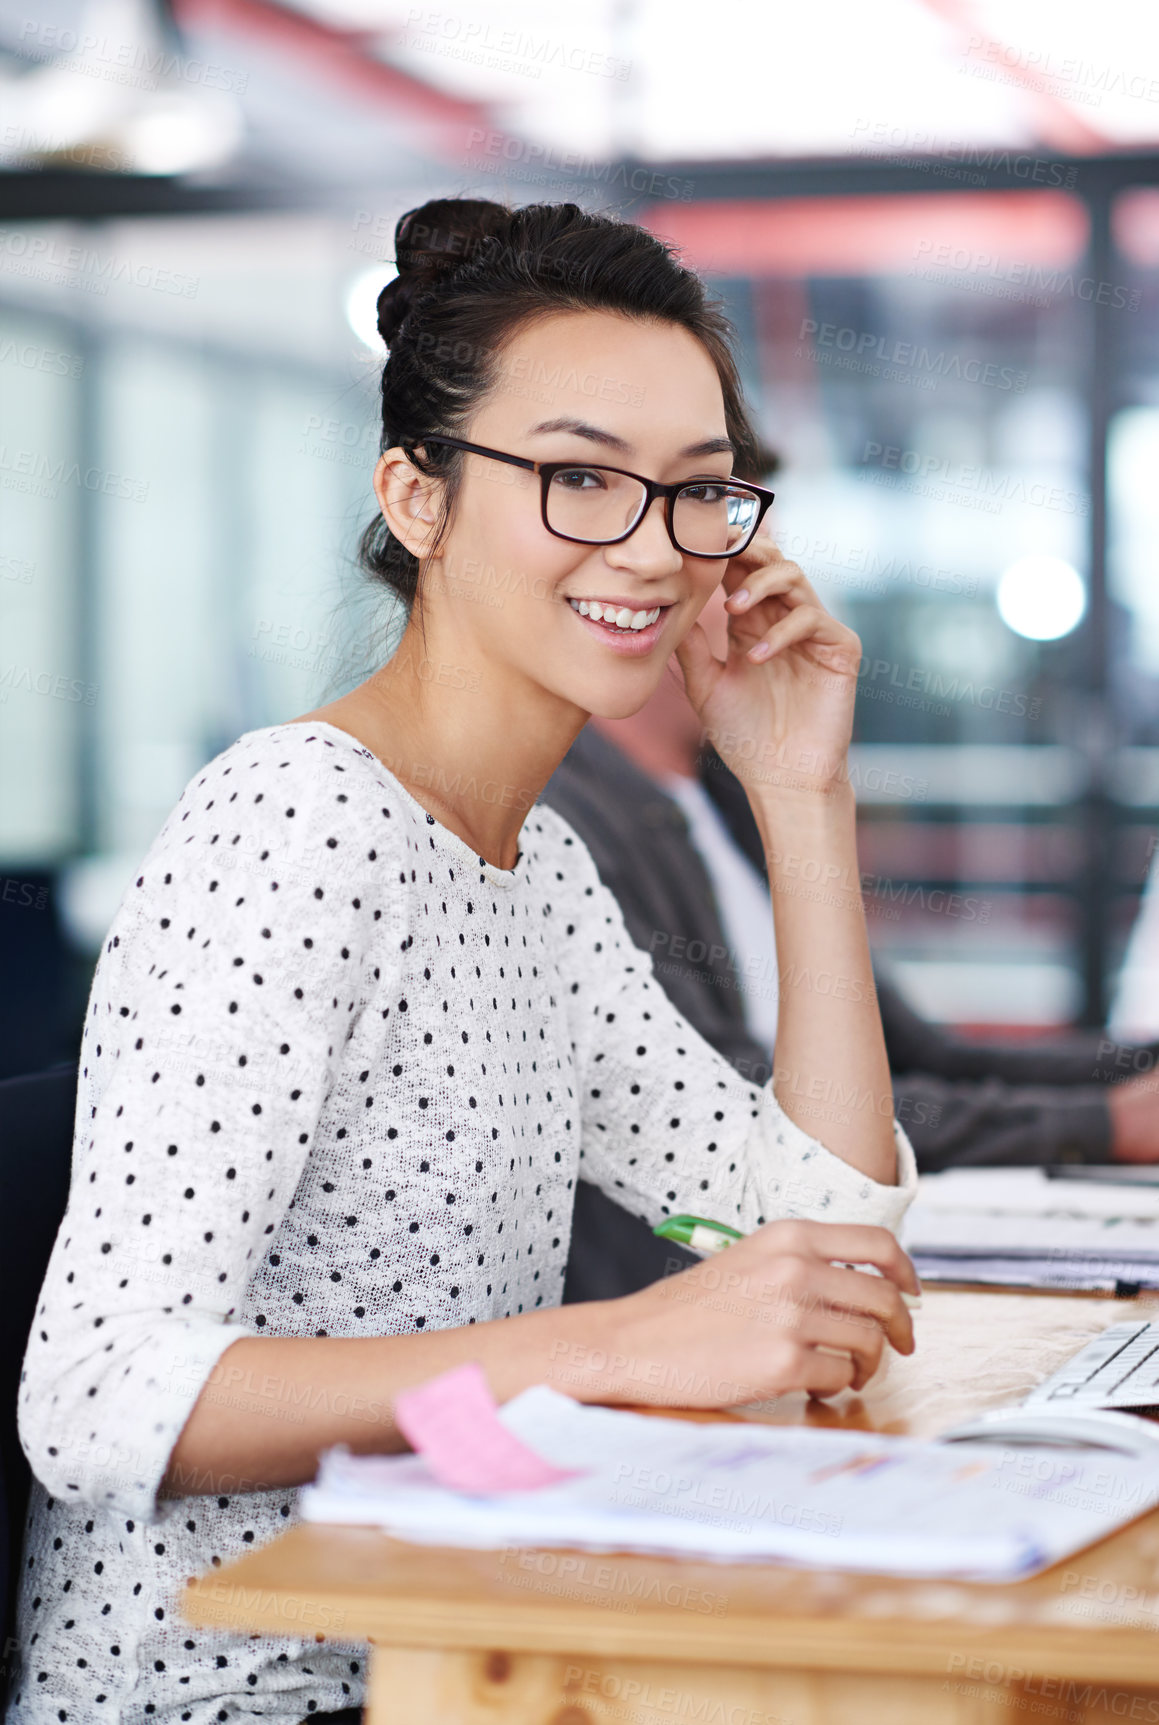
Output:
top-left (541, 726), bottom-right (1148, 1301)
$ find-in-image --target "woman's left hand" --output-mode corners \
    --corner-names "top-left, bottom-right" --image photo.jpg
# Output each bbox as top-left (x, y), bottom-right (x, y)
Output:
top-left (674, 538), bottom-right (862, 796)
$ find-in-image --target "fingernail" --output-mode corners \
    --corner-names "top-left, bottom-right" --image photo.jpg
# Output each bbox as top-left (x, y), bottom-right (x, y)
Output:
top-left (748, 642), bottom-right (771, 662)
top-left (730, 588), bottom-right (750, 606)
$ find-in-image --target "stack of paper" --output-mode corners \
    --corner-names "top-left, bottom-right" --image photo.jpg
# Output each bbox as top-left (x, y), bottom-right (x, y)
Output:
top-left (902, 1168), bottom-right (1159, 1291)
top-left (299, 1384), bottom-right (1159, 1582)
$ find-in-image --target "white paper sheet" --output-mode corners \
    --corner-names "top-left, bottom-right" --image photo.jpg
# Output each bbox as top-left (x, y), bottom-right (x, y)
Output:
top-left (904, 1207), bottom-right (1159, 1261)
top-left (912, 1168), bottom-right (1159, 1222)
top-left (299, 1387), bottom-right (1159, 1582)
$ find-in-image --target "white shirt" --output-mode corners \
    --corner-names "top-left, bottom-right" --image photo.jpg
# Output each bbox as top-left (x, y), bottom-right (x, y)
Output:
top-left (12, 720), bottom-right (916, 1725)
top-left (661, 771), bottom-right (780, 1049)
top-left (1109, 844), bottom-right (1159, 1040)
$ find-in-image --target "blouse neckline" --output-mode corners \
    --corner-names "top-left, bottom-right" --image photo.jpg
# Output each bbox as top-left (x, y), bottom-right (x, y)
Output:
top-left (245, 719), bottom-right (527, 891)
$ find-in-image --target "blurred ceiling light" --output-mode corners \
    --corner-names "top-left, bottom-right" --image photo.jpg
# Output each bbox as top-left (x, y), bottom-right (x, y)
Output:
top-left (123, 93), bottom-right (243, 175)
top-left (345, 265), bottom-right (390, 350)
top-left (997, 555), bottom-right (1086, 640)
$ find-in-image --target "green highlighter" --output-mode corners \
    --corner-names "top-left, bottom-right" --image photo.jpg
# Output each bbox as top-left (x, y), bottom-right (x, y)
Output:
top-left (654, 1213), bottom-right (922, 1306)
top-left (653, 1214), bottom-right (743, 1256)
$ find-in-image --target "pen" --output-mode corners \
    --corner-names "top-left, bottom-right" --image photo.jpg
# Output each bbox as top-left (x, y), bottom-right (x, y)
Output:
top-left (1045, 1164), bottom-right (1159, 1188)
top-left (653, 1213), bottom-right (922, 1306)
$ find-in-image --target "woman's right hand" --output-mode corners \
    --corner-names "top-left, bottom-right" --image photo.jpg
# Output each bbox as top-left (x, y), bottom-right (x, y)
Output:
top-left (557, 1221), bottom-right (919, 1409)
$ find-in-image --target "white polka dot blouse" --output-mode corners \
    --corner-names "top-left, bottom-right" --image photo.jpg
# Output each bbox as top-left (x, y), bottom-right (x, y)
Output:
top-left (12, 720), bottom-right (917, 1724)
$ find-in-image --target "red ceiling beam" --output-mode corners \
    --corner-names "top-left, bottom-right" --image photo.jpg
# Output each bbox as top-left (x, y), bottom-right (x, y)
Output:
top-left (640, 189), bottom-right (1088, 277)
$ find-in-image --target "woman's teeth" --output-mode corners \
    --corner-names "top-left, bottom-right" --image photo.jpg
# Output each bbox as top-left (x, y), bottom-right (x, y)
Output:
top-left (569, 599), bottom-right (662, 632)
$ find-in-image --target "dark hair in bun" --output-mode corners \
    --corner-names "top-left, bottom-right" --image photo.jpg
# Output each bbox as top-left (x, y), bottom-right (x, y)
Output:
top-left (374, 198), bottom-right (513, 348)
top-left (358, 197), bottom-right (764, 609)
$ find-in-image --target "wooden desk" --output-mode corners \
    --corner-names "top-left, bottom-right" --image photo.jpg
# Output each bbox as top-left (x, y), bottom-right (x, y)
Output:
top-left (182, 1292), bottom-right (1159, 1725)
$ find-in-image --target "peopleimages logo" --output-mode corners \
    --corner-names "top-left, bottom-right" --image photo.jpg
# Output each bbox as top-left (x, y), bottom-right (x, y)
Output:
top-left (0, 229), bottom-right (199, 296)
top-left (0, 446), bottom-right (148, 502)
top-left (959, 35), bottom-right (1159, 106)
top-left (464, 127), bottom-right (694, 200)
top-left (0, 336), bottom-right (83, 378)
top-left (849, 120), bottom-right (1079, 187)
top-left (405, 13), bottom-right (631, 81)
top-left (859, 442), bottom-right (1087, 516)
top-left (911, 239), bottom-right (1140, 310)
top-left (859, 655), bottom-right (1041, 718)
top-left (778, 531), bottom-right (978, 599)
top-left (799, 318), bottom-right (1026, 391)
top-left (0, 664), bottom-right (97, 705)
top-left (18, 19), bottom-right (248, 91)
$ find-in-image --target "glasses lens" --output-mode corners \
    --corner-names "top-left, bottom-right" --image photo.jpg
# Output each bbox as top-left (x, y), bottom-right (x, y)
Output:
top-left (672, 484), bottom-right (761, 556)
top-left (545, 466), bottom-right (647, 543)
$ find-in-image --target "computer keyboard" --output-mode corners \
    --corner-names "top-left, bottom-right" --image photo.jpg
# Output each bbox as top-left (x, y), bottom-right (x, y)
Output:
top-left (1025, 1321), bottom-right (1159, 1409)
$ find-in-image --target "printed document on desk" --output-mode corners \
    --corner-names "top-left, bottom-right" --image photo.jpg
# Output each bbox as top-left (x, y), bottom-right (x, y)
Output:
top-left (904, 1254), bottom-right (1159, 1292)
top-left (299, 1387), bottom-right (1159, 1583)
top-left (901, 1168), bottom-right (1159, 1288)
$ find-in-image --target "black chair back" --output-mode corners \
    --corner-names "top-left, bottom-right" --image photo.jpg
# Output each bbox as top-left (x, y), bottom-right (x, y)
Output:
top-left (0, 1062), bottom-right (77, 1702)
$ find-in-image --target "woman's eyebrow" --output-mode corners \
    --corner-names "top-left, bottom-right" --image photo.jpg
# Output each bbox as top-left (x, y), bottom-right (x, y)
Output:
top-left (527, 417), bottom-right (734, 460)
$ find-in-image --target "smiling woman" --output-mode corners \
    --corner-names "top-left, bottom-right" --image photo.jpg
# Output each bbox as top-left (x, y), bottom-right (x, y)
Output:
top-left (11, 197), bottom-right (919, 1725)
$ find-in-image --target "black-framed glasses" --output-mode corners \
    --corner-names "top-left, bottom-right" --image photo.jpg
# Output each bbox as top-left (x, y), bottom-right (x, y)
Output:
top-left (411, 435), bottom-right (775, 559)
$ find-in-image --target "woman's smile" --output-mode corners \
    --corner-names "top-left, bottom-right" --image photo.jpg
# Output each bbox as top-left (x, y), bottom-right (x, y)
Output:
top-left (565, 594), bottom-right (676, 654)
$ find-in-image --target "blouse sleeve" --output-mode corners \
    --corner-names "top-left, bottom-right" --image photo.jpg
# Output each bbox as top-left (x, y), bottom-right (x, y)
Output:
top-left (545, 811), bottom-right (917, 1236)
top-left (17, 741), bottom-right (399, 1522)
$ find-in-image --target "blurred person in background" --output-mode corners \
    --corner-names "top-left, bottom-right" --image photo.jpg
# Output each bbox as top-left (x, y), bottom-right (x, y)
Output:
top-left (1110, 846), bottom-right (1159, 1044)
top-left (544, 459), bottom-right (1159, 1300)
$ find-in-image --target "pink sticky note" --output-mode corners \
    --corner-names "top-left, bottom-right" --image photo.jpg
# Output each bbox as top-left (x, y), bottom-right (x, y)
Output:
top-left (394, 1363), bottom-right (580, 1495)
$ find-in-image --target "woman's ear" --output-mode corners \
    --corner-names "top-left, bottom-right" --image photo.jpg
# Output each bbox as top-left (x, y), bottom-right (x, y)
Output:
top-left (373, 449), bottom-right (443, 561)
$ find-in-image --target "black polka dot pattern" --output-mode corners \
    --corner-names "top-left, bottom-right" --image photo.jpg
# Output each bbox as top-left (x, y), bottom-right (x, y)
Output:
top-left (12, 720), bottom-right (916, 1721)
